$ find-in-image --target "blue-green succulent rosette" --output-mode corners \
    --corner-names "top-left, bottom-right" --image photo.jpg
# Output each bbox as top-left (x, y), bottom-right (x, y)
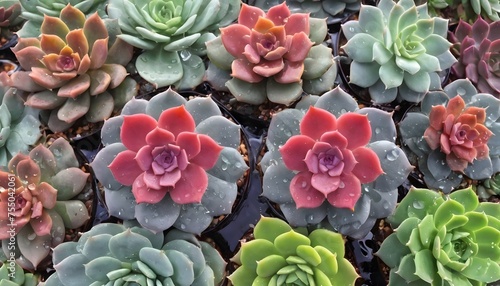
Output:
top-left (107, 0), bottom-right (240, 90)
top-left (260, 87), bottom-right (412, 239)
top-left (92, 89), bottom-right (248, 234)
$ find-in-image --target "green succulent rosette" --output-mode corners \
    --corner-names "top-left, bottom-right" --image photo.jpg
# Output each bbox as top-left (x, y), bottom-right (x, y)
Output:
top-left (377, 187), bottom-right (500, 285)
top-left (229, 216), bottom-right (359, 286)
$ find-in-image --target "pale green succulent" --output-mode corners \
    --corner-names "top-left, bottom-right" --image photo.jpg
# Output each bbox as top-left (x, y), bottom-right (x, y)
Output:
top-left (44, 221), bottom-right (226, 286)
top-left (341, 0), bottom-right (457, 103)
top-left (460, 0), bottom-right (500, 21)
top-left (377, 187), bottom-right (500, 285)
top-left (107, 0), bottom-right (240, 89)
top-left (229, 216), bottom-right (359, 286)
top-left (0, 260), bottom-right (39, 286)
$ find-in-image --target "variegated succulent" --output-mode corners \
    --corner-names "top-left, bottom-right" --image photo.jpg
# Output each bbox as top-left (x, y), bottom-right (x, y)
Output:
top-left (0, 4), bottom-right (137, 132)
top-left (0, 138), bottom-right (90, 269)
top-left (44, 221), bottom-right (226, 286)
top-left (341, 0), bottom-right (456, 103)
top-left (377, 187), bottom-right (500, 285)
top-left (92, 89), bottom-right (248, 234)
top-left (0, 87), bottom-right (41, 168)
top-left (17, 0), bottom-right (108, 38)
top-left (206, 2), bottom-right (336, 106)
top-left (450, 17), bottom-right (500, 95)
top-left (400, 79), bottom-right (500, 192)
top-left (229, 216), bottom-right (359, 286)
top-left (107, 0), bottom-right (240, 89)
top-left (261, 87), bottom-right (412, 239)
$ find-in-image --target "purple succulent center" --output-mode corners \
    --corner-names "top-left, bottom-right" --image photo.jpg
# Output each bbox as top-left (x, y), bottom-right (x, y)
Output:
top-left (57, 55), bottom-right (75, 71)
top-left (449, 123), bottom-right (477, 146)
top-left (150, 144), bottom-right (188, 175)
top-left (305, 143), bottom-right (345, 177)
top-left (15, 195), bottom-right (27, 211)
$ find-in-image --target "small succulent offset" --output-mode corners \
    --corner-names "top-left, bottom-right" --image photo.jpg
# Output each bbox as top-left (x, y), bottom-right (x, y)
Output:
top-left (206, 2), bottom-right (336, 106)
top-left (0, 260), bottom-right (39, 286)
top-left (0, 0), bottom-right (22, 40)
top-left (251, 0), bottom-right (361, 23)
top-left (0, 4), bottom-right (136, 132)
top-left (399, 79), bottom-right (500, 192)
top-left (475, 172), bottom-right (500, 200)
top-left (261, 87), bottom-right (412, 239)
top-left (106, 0), bottom-right (240, 90)
top-left (377, 187), bottom-right (500, 285)
top-left (16, 0), bottom-right (108, 38)
top-left (0, 88), bottom-right (41, 167)
top-left (341, 0), bottom-right (456, 103)
top-left (459, 0), bottom-right (500, 21)
top-left (0, 138), bottom-right (90, 269)
top-left (44, 222), bottom-right (226, 286)
top-left (450, 17), bottom-right (500, 95)
top-left (92, 89), bottom-right (248, 234)
top-left (229, 216), bottom-right (359, 286)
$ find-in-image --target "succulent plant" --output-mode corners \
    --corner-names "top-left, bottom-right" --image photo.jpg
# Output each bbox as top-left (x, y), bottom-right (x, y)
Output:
top-left (399, 79), bottom-right (500, 192)
top-left (459, 0), bottom-right (500, 21)
top-left (475, 172), bottom-right (500, 200)
top-left (251, 0), bottom-right (361, 23)
top-left (450, 17), bottom-right (500, 95)
top-left (260, 87), bottom-right (412, 239)
top-left (229, 216), bottom-right (359, 286)
top-left (16, 0), bottom-right (108, 38)
top-left (341, 0), bottom-right (456, 103)
top-left (106, 0), bottom-right (239, 90)
top-left (414, 0), bottom-right (449, 16)
top-left (0, 0), bottom-right (22, 40)
top-left (0, 137), bottom-right (90, 269)
top-left (206, 2), bottom-right (336, 106)
top-left (0, 87), bottom-right (41, 168)
top-left (44, 221), bottom-right (226, 286)
top-left (92, 89), bottom-right (248, 234)
top-left (0, 259), bottom-right (39, 286)
top-left (377, 187), bottom-right (500, 285)
top-left (0, 4), bottom-right (137, 132)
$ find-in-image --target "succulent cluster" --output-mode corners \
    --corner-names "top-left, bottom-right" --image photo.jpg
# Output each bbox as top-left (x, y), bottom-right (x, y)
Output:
top-left (17, 0), bottom-right (108, 38)
top-left (107, 0), bottom-right (239, 89)
top-left (206, 2), bottom-right (336, 106)
top-left (92, 89), bottom-right (248, 234)
top-left (0, 4), bottom-right (136, 132)
top-left (460, 0), bottom-right (500, 21)
top-left (0, 0), bottom-right (22, 40)
top-left (229, 216), bottom-right (358, 286)
top-left (0, 87), bottom-right (41, 167)
top-left (476, 172), bottom-right (500, 199)
top-left (0, 260), bottom-right (39, 286)
top-left (341, 0), bottom-right (456, 103)
top-left (450, 17), bottom-right (500, 95)
top-left (400, 79), bottom-right (500, 192)
top-left (0, 138), bottom-right (90, 269)
top-left (261, 87), bottom-right (412, 239)
top-left (44, 222), bottom-right (226, 286)
top-left (377, 187), bottom-right (500, 285)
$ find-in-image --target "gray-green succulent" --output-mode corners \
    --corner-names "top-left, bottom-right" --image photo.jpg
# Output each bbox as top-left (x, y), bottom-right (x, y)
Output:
top-left (91, 89), bottom-right (248, 234)
top-left (44, 221), bottom-right (227, 286)
top-left (341, 0), bottom-right (456, 103)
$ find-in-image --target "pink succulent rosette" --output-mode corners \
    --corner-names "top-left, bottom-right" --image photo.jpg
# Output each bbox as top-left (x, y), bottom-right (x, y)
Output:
top-left (108, 105), bottom-right (224, 205)
top-left (279, 106), bottom-right (383, 210)
top-left (220, 3), bottom-right (313, 84)
top-left (0, 159), bottom-right (57, 240)
top-left (424, 96), bottom-right (493, 172)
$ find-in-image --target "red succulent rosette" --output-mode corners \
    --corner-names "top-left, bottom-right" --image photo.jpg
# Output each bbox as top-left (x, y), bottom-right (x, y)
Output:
top-left (108, 105), bottom-right (224, 205)
top-left (220, 3), bottom-right (313, 84)
top-left (279, 107), bottom-right (383, 210)
top-left (424, 96), bottom-right (493, 171)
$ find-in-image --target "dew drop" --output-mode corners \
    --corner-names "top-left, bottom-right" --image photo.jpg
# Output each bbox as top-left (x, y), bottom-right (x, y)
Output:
top-left (386, 148), bottom-right (400, 161)
top-left (412, 200), bottom-right (424, 209)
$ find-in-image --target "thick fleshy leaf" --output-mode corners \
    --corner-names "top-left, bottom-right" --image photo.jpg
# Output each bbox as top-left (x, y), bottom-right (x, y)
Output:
top-left (290, 172), bottom-right (326, 208)
top-left (342, 33), bottom-right (379, 63)
top-left (136, 49), bottom-right (183, 88)
top-left (326, 173), bottom-right (361, 209)
top-left (351, 147), bottom-right (383, 183)
top-left (337, 113), bottom-right (371, 149)
top-left (280, 135), bottom-right (315, 171)
top-left (300, 106), bottom-right (337, 140)
top-left (108, 150), bottom-right (143, 186)
top-left (158, 105), bottom-right (196, 138)
top-left (189, 134), bottom-right (224, 170)
top-left (169, 164), bottom-right (208, 204)
top-left (220, 24), bottom-right (251, 57)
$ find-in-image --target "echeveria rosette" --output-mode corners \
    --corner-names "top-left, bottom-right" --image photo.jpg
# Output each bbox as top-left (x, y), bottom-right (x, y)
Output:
top-left (229, 216), bottom-right (359, 286)
top-left (261, 87), bottom-right (412, 239)
top-left (107, 0), bottom-right (240, 90)
top-left (0, 88), bottom-right (41, 168)
top-left (399, 79), bottom-right (500, 192)
top-left (0, 4), bottom-right (136, 132)
top-left (206, 2), bottom-right (336, 106)
top-left (450, 17), bottom-right (500, 95)
top-left (92, 89), bottom-right (248, 234)
top-left (44, 222), bottom-right (226, 286)
top-left (341, 0), bottom-right (457, 104)
top-left (0, 0), bottom-right (22, 40)
top-left (377, 187), bottom-right (500, 285)
top-left (0, 138), bottom-right (90, 269)
top-left (17, 0), bottom-right (108, 38)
